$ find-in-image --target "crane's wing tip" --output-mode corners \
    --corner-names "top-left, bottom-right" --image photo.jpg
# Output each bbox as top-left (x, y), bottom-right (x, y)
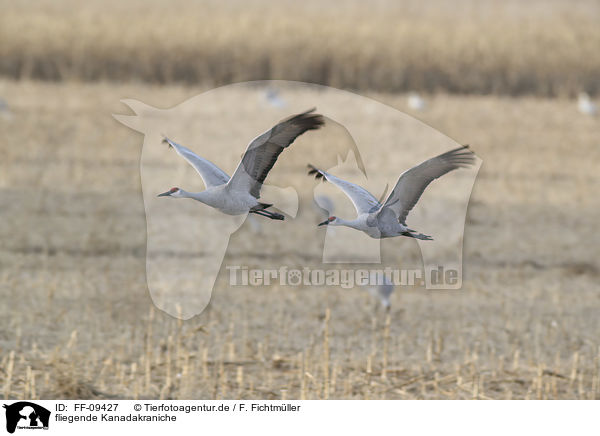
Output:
top-left (461, 144), bottom-right (478, 155)
top-left (443, 144), bottom-right (476, 165)
top-left (160, 133), bottom-right (174, 148)
top-left (307, 164), bottom-right (326, 181)
top-left (284, 108), bottom-right (325, 127)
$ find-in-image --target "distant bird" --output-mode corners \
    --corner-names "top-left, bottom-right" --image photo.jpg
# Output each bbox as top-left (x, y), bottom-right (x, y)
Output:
top-left (0, 98), bottom-right (13, 121)
top-left (363, 271), bottom-right (395, 310)
top-left (159, 109), bottom-right (324, 219)
top-left (407, 92), bottom-right (426, 111)
top-left (314, 194), bottom-right (336, 217)
top-left (245, 214), bottom-right (264, 234)
top-left (578, 92), bottom-right (597, 116)
top-left (263, 87), bottom-right (287, 109)
top-left (308, 145), bottom-right (475, 239)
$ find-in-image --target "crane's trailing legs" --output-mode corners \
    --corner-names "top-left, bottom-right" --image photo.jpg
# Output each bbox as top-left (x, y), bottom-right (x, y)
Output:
top-left (249, 203), bottom-right (285, 220)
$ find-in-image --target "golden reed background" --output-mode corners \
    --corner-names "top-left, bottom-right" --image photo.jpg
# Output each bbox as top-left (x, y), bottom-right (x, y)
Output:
top-left (1, 0), bottom-right (599, 95)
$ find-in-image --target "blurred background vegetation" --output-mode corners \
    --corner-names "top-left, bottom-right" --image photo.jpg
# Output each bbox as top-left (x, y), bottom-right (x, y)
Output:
top-left (1, 0), bottom-right (598, 96)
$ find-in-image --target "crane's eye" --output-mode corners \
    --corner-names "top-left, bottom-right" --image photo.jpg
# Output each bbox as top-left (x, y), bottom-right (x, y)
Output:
top-left (329, 216), bottom-right (335, 221)
top-left (170, 187), bottom-right (179, 193)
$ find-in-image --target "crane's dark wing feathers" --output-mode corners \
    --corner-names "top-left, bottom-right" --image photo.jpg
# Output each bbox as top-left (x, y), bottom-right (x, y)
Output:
top-left (382, 145), bottom-right (475, 225)
top-left (229, 108), bottom-right (324, 198)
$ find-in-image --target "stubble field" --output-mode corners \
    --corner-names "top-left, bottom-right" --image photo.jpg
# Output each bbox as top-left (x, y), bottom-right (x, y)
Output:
top-left (0, 79), bottom-right (598, 399)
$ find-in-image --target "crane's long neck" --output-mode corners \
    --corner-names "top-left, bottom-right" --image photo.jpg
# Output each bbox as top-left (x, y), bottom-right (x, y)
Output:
top-left (335, 217), bottom-right (363, 230)
top-left (178, 189), bottom-right (210, 204)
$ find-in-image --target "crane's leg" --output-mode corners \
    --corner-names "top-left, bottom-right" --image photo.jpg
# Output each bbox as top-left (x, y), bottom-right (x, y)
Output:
top-left (401, 231), bottom-right (433, 241)
top-left (250, 209), bottom-right (285, 220)
top-left (250, 203), bottom-right (284, 220)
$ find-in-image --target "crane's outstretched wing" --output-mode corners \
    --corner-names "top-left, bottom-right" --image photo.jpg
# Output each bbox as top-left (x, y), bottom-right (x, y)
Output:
top-left (227, 109), bottom-right (324, 198)
top-left (380, 145), bottom-right (475, 225)
top-left (162, 136), bottom-right (230, 189)
top-left (308, 165), bottom-right (380, 215)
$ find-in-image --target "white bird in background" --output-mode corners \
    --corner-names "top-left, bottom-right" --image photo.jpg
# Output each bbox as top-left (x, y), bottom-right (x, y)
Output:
top-left (263, 87), bottom-right (287, 109)
top-left (0, 98), bottom-right (13, 121)
top-left (246, 214), bottom-right (264, 234)
top-left (407, 92), bottom-right (426, 111)
top-left (308, 145), bottom-right (476, 239)
top-left (159, 109), bottom-right (324, 220)
top-left (363, 271), bottom-right (395, 310)
top-left (314, 194), bottom-right (336, 217)
top-left (578, 92), bottom-right (597, 116)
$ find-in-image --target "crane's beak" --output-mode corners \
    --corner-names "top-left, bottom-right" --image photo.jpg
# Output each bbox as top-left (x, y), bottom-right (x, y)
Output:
top-left (157, 191), bottom-right (172, 197)
top-left (318, 219), bottom-right (329, 226)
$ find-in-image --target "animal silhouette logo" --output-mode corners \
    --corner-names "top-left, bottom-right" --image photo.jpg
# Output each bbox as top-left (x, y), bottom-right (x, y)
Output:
top-left (114, 80), bottom-right (481, 319)
top-left (3, 402), bottom-right (50, 434)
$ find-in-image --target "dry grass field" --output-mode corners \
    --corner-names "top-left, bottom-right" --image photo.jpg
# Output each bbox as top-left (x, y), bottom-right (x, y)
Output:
top-left (0, 78), bottom-right (598, 400)
top-left (1, 0), bottom-right (599, 96)
top-left (1, 0), bottom-right (599, 401)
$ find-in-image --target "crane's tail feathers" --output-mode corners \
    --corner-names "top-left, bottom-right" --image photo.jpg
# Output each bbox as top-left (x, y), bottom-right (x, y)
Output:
top-left (402, 231), bottom-right (433, 241)
top-left (307, 164), bottom-right (326, 182)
